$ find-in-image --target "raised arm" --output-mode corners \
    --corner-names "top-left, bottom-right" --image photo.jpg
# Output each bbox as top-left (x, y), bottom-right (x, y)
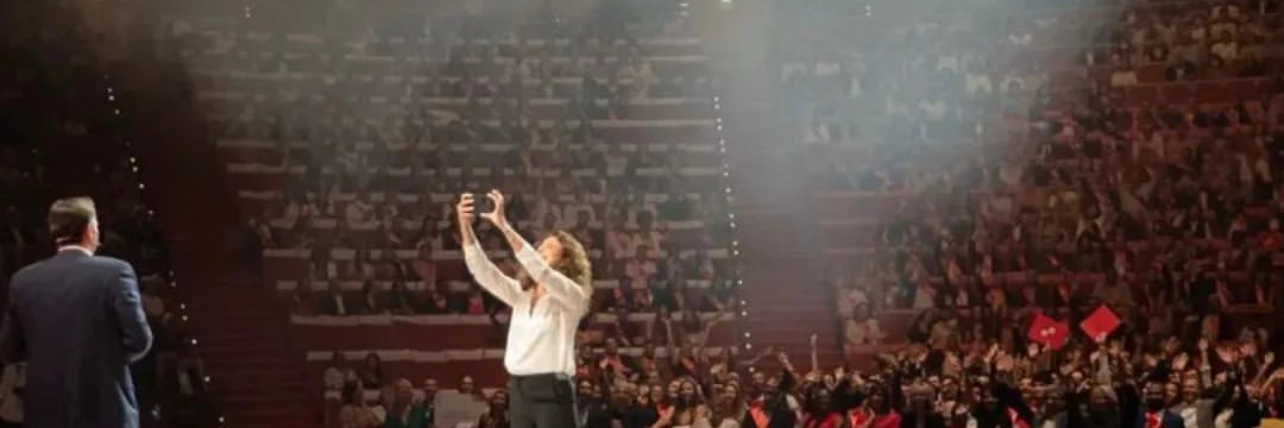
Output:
top-left (690, 306), bottom-right (729, 348)
top-left (485, 191), bottom-right (590, 314)
top-left (110, 263), bottom-right (153, 363)
top-left (509, 231), bottom-right (589, 313)
top-left (743, 346), bottom-right (775, 367)
top-left (459, 193), bottom-right (521, 306)
top-left (810, 333), bottom-right (819, 375)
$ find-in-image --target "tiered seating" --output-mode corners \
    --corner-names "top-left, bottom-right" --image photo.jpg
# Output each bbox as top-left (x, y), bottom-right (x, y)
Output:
top-left (0, 2), bottom-right (218, 426)
top-left (177, 1), bottom-right (738, 404)
top-left (780, 0), bottom-right (1284, 356)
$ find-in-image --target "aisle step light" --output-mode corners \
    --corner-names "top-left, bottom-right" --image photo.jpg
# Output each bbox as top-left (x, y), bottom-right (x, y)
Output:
top-left (107, 78), bottom-right (220, 427)
top-left (711, 89), bottom-right (755, 355)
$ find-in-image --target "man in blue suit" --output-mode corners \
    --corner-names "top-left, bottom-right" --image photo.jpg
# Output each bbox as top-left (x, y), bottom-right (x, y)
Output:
top-left (1139, 381), bottom-right (1186, 428)
top-left (1, 197), bottom-right (154, 428)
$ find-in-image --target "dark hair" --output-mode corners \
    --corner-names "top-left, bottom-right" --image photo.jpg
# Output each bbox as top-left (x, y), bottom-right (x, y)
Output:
top-left (341, 384), bottom-right (361, 405)
top-left (48, 197), bottom-right (96, 246)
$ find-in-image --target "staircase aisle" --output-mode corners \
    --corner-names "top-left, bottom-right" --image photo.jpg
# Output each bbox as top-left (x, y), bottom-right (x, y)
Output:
top-left (689, 0), bottom-right (844, 369)
top-left (113, 62), bottom-right (315, 428)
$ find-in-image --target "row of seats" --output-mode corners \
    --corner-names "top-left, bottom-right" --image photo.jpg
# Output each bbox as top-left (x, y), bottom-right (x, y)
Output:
top-left (780, 0), bottom-right (1284, 354)
top-left (183, 1), bottom-right (738, 396)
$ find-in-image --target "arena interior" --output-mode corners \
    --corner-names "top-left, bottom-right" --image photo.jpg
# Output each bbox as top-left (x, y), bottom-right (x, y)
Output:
top-left (2, 0), bottom-right (1284, 426)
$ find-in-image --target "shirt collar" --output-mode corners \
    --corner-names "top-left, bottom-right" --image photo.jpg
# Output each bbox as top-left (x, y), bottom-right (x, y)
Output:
top-left (57, 245), bottom-right (94, 256)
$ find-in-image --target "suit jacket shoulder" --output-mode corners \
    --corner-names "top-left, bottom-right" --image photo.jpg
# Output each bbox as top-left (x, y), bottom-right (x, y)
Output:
top-left (1163, 411), bottom-right (1186, 428)
top-left (83, 255), bottom-right (134, 273)
top-left (9, 259), bottom-right (47, 289)
top-left (9, 254), bottom-right (134, 300)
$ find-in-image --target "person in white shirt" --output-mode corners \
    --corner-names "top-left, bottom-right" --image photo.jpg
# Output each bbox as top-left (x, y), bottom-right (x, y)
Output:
top-left (458, 190), bottom-right (592, 428)
top-left (1210, 36), bottom-right (1238, 62)
top-left (345, 195), bottom-right (375, 221)
top-left (324, 352), bottom-right (348, 392)
top-left (1109, 67), bottom-right (1139, 87)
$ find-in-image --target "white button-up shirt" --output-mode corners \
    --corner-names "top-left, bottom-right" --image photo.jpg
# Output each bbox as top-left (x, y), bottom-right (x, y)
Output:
top-left (1178, 405), bottom-right (1198, 428)
top-left (464, 239), bottom-right (589, 376)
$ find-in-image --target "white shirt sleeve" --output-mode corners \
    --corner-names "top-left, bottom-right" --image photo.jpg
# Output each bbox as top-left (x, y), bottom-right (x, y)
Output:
top-left (462, 241), bottom-right (522, 306)
top-left (514, 242), bottom-right (590, 315)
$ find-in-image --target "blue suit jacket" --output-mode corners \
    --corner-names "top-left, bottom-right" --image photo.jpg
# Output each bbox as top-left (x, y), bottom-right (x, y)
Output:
top-left (1137, 410), bottom-right (1185, 428)
top-left (2, 250), bottom-right (154, 428)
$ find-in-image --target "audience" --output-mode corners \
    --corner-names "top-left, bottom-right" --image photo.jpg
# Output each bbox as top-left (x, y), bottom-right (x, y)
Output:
top-left (782, 0), bottom-right (1284, 358)
top-left (178, 0), bottom-right (738, 424)
top-left (52, 0), bottom-right (1279, 425)
top-left (0, 2), bottom-right (213, 426)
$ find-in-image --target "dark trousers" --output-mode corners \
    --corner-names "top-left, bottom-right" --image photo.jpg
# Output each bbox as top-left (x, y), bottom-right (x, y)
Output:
top-left (508, 373), bottom-right (579, 428)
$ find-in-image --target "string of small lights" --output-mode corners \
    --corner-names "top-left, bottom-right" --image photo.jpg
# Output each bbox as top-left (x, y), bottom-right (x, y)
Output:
top-left (708, 93), bottom-right (753, 361)
top-left (102, 73), bottom-right (223, 427)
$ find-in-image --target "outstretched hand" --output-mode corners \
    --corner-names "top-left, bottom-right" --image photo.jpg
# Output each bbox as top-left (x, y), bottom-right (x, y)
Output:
top-left (456, 194), bottom-right (478, 246)
top-left (480, 190), bottom-right (508, 228)
top-left (457, 193), bottom-right (477, 224)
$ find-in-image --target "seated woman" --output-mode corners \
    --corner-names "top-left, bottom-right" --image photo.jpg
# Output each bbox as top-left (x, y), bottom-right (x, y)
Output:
top-left (845, 303), bottom-right (886, 352)
top-left (339, 385), bottom-right (381, 428)
top-left (476, 390), bottom-right (510, 428)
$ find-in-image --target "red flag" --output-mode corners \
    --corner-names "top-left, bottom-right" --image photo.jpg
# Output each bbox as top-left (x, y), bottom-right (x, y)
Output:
top-left (1080, 305), bottom-right (1121, 342)
top-left (1027, 313), bottom-right (1069, 350)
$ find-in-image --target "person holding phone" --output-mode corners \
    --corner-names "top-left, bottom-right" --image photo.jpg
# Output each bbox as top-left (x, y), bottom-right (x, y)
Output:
top-left (457, 190), bottom-right (593, 428)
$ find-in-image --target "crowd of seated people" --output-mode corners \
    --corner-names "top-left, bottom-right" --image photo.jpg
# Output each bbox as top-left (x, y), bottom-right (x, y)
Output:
top-left (783, 329), bottom-right (1284, 428)
top-left (319, 317), bottom-right (743, 428)
top-left (169, 0), bottom-right (740, 424)
top-left (0, 2), bottom-right (215, 427)
top-left (772, 0), bottom-right (1284, 354)
top-left (319, 319), bottom-right (1284, 428)
top-left (204, 17), bottom-right (738, 322)
top-left (191, 15), bottom-right (736, 320)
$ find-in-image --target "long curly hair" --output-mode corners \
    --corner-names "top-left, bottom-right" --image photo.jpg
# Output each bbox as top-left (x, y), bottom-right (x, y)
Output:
top-left (549, 230), bottom-right (593, 297)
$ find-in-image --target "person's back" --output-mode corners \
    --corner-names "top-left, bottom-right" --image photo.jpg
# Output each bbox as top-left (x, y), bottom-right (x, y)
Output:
top-left (1, 197), bottom-right (153, 428)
